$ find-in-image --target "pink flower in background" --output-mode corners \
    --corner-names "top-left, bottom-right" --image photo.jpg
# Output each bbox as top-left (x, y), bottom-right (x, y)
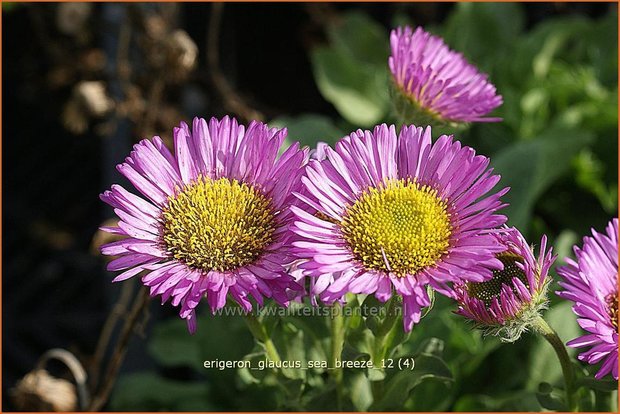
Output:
top-left (557, 218), bottom-right (618, 380)
top-left (389, 26), bottom-right (502, 124)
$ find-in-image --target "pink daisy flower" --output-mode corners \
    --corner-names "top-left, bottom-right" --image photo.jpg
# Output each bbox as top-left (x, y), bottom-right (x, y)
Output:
top-left (557, 218), bottom-right (618, 380)
top-left (100, 116), bottom-right (308, 333)
top-left (454, 228), bottom-right (556, 342)
top-left (389, 26), bottom-right (502, 124)
top-left (291, 124), bottom-right (509, 331)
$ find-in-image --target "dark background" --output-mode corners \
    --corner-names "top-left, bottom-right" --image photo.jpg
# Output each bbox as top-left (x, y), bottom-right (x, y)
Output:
top-left (2, 2), bottom-right (615, 411)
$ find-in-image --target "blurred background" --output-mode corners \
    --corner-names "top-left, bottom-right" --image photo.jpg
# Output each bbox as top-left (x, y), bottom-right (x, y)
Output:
top-left (3, 2), bottom-right (618, 411)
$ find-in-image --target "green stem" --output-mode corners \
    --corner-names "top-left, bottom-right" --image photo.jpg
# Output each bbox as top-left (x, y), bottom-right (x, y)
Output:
top-left (243, 313), bottom-right (281, 363)
top-left (330, 302), bottom-right (345, 410)
top-left (370, 297), bottom-right (400, 404)
top-left (532, 315), bottom-right (577, 412)
top-left (593, 389), bottom-right (608, 411)
top-left (372, 297), bottom-right (399, 365)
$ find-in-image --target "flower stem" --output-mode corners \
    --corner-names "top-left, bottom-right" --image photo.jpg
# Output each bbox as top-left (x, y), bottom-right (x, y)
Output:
top-left (532, 315), bottom-right (577, 412)
top-left (243, 313), bottom-right (281, 363)
top-left (370, 297), bottom-right (400, 404)
top-left (372, 297), bottom-right (399, 365)
top-left (330, 302), bottom-right (345, 410)
top-left (88, 287), bottom-right (150, 411)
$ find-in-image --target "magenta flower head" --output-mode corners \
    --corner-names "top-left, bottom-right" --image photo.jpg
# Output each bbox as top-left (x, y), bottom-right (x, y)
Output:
top-left (291, 124), bottom-right (509, 331)
top-left (556, 218), bottom-right (618, 380)
top-left (454, 228), bottom-right (556, 342)
top-left (389, 26), bottom-right (502, 125)
top-left (100, 116), bottom-right (308, 333)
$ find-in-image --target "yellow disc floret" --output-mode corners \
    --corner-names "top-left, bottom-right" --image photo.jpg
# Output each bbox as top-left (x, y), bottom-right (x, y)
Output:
top-left (606, 290), bottom-right (618, 329)
top-left (162, 176), bottom-right (275, 272)
top-left (340, 178), bottom-right (452, 276)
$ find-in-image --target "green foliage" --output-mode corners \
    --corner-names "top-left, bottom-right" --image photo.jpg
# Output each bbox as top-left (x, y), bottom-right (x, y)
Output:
top-left (491, 127), bottom-right (594, 232)
top-left (441, 3), bottom-right (525, 68)
top-left (527, 302), bottom-right (580, 388)
top-left (112, 4), bottom-right (618, 412)
top-left (308, 4), bottom-right (617, 243)
top-left (270, 113), bottom-right (345, 149)
top-left (148, 311), bottom-right (254, 369)
top-left (370, 353), bottom-right (453, 411)
top-left (110, 372), bottom-right (213, 411)
top-left (310, 12), bottom-right (391, 126)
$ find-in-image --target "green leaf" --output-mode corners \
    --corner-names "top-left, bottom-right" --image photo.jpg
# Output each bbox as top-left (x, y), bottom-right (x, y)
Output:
top-left (266, 377), bottom-right (306, 410)
top-left (453, 394), bottom-right (497, 411)
top-left (301, 383), bottom-right (339, 411)
top-left (415, 337), bottom-right (445, 358)
top-left (328, 11), bottom-right (390, 66)
top-left (577, 377), bottom-right (619, 392)
top-left (309, 11), bottom-right (391, 126)
top-left (110, 372), bottom-right (212, 411)
top-left (271, 114), bottom-right (345, 148)
top-left (348, 371), bottom-right (373, 411)
top-left (440, 311), bottom-right (482, 355)
top-left (535, 381), bottom-right (568, 411)
top-left (585, 9), bottom-right (618, 87)
top-left (573, 148), bottom-right (618, 213)
top-left (610, 391), bottom-right (618, 412)
top-left (271, 321), bottom-right (307, 380)
top-left (237, 350), bottom-right (268, 385)
top-left (370, 353), bottom-right (453, 411)
top-left (553, 229), bottom-right (579, 262)
top-left (491, 127), bottom-right (594, 233)
top-left (442, 2), bottom-right (524, 66)
top-left (404, 379), bottom-right (453, 411)
top-left (282, 311), bottom-right (330, 366)
top-left (148, 312), bottom-right (254, 370)
top-left (510, 16), bottom-right (591, 80)
top-left (147, 318), bottom-right (202, 368)
top-left (233, 373), bottom-right (283, 411)
top-left (453, 391), bottom-right (542, 411)
top-left (311, 47), bottom-right (389, 127)
top-left (361, 294), bottom-right (385, 336)
top-left (576, 386), bottom-right (595, 411)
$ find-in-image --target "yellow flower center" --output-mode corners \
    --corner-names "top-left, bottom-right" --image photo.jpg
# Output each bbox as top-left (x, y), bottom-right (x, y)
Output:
top-left (605, 289), bottom-right (618, 329)
top-left (161, 176), bottom-right (275, 272)
top-left (340, 179), bottom-right (452, 276)
top-left (467, 253), bottom-right (528, 305)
